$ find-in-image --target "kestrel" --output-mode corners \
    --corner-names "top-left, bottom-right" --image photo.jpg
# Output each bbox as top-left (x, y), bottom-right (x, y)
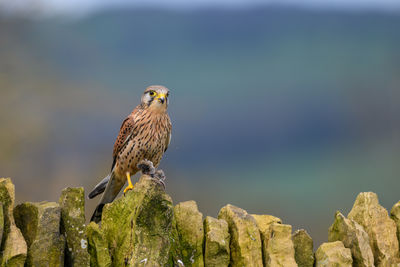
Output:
top-left (89, 85), bottom-right (172, 223)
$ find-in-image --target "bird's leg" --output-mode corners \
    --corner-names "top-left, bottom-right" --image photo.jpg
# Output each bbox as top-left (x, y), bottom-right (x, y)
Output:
top-left (123, 172), bottom-right (135, 194)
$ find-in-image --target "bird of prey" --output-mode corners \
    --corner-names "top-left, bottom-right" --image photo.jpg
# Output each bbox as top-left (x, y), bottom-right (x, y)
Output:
top-left (89, 85), bottom-right (171, 223)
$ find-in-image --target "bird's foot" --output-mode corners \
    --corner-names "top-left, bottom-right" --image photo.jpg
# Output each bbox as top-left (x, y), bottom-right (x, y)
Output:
top-left (152, 170), bottom-right (166, 189)
top-left (137, 159), bottom-right (156, 176)
top-left (154, 170), bottom-right (166, 181)
top-left (123, 183), bottom-right (135, 194)
top-left (123, 172), bottom-right (135, 195)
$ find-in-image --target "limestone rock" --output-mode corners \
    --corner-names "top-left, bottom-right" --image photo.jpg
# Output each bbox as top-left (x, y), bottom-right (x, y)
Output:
top-left (315, 241), bottom-right (353, 267)
top-left (218, 204), bottom-right (262, 267)
top-left (348, 192), bottom-right (399, 266)
top-left (204, 216), bottom-right (230, 267)
top-left (59, 187), bottom-right (90, 267)
top-left (328, 211), bottom-right (374, 267)
top-left (264, 223), bottom-right (297, 267)
top-left (252, 214), bottom-right (282, 231)
top-left (168, 216), bottom-right (183, 266)
top-left (292, 229), bottom-right (314, 267)
top-left (2, 224), bottom-right (27, 267)
top-left (390, 201), bottom-right (400, 248)
top-left (0, 178), bottom-right (27, 267)
top-left (14, 202), bottom-right (65, 267)
top-left (252, 214), bottom-right (282, 266)
top-left (173, 200), bottom-right (204, 267)
top-left (0, 202), bottom-right (4, 246)
top-left (252, 214), bottom-right (282, 240)
top-left (86, 222), bottom-right (111, 267)
top-left (101, 175), bottom-right (173, 266)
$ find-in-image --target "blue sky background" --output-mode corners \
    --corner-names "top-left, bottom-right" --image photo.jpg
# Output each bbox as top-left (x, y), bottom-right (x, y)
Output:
top-left (2, 0), bottom-right (400, 16)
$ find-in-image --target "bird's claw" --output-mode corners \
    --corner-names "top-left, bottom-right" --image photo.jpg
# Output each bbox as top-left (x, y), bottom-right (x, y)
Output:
top-left (123, 172), bottom-right (135, 195)
top-left (154, 170), bottom-right (166, 181)
top-left (123, 183), bottom-right (135, 195)
top-left (151, 177), bottom-right (166, 190)
top-left (152, 170), bottom-right (166, 189)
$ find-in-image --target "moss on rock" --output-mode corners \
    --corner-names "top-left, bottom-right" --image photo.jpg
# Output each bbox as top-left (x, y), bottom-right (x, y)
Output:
top-left (0, 203), bottom-right (4, 248)
top-left (0, 178), bottom-right (27, 267)
top-left (348, 192), bottom-right (399, 266)
top-left (172, 201), bottom-right (204, 267)
top-left (292, 229), bottom-right (314, 267)
top-left (315, 241), bottom-right (352, 267)
top-left (390, 201), bottom-right (400, 250)
top-left (218, 204), bottom-right (262, 267)
top-left (252, 214), bottom-right (282, 266)
top-left (14, 202), bottom-right (65, 267)
top-left (86, 222), bottom-right (111, 267)
top-left (101, 175), bottom-right (173, 266)
top-left (264, 223), bottom-right (297, 267)
top-left (204, 216), bottom-right (230, 267)
top-left (168, 215), bottom-right (183, 266)
top-left (328, 211), bottom-right (374, 267)
top-left (59, 187), bottom-right (90, 267)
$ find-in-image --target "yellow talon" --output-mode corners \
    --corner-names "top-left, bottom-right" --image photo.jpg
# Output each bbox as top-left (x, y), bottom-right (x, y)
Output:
top-left (123, 172), bottom-right (135, 194)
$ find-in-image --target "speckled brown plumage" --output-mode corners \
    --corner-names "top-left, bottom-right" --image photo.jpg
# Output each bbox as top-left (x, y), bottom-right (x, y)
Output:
top-left (89, 85), bottom-right (171, 222)
top-left (113, 107), bottom-right (171, 179)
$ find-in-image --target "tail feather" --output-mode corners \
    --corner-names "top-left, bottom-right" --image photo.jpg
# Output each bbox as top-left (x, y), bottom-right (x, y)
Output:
top-left (90, 171), bottom-right (125, 223)
top-left (88, 174), bottom-right (111, 199)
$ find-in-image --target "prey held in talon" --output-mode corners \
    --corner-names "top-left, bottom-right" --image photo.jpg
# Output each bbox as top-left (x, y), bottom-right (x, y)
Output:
top-left (136, 159), bottom-right (166, 190)
top-left (88, 85), bottom-right (172, 223)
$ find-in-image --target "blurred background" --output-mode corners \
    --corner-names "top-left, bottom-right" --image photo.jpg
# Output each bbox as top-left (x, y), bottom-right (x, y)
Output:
top-left (1, 0), bottom-right (400, 247)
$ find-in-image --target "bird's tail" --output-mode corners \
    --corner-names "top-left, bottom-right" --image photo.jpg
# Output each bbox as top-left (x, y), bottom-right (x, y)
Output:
top-left (88, 174), bottom-right (111, 199)
top-left (90, 171), bottom-right (124, 223)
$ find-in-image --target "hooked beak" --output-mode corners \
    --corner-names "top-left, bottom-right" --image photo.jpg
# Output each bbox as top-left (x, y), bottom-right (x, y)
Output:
top-left (157, 93), bottom-right (166, 104)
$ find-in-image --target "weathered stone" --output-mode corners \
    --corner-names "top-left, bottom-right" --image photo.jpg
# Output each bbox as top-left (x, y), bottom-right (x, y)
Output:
top-left (168, 216), bottom-right (183, 266)
top-left (2, 224), bottom-right (27, 267)
top-left (204, 216), bottom-right (230, 267)
top-left (101, 175), bottom-right (173, 266)
top-left (172, 200), bottom-right (204, 267)
top-left (86, 222), bottom-right (111, 267)
top-left (328, 211), bottom-right (374, 267)
top-left (252, 214), bottom-right (282, 239)
top-left (292, 229), bottom-right (314, 267)
top-left (0, 202), bottom-right (3, 246)
top-left (348, 192), bottom-right (399, 266)
top-left (0, 178), bottom-right (27, 267)
top-left (218, 204), bottom-right (262, 267)
top-left (252, 214), bottom-right (282, 266)
top-left (264, 223), bottom-right (297, 267)
top-left (14, 202), bottom-right (65, 267)
top-left (59, 187), bottom-right (90, 267)
top-left (252, 214), bottom-right (282, 230)
top-left (315, 241), bottom-right (353, 267)
top-left (390, 201), bottom-right (400, 249)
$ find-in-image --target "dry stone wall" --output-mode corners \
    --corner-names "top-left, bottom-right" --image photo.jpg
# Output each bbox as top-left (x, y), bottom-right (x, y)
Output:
top-left (1, 176), bottom-right (400, 266)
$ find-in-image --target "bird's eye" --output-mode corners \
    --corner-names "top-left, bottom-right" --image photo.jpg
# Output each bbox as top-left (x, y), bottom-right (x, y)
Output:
top-left (149, 91), bottom-right (156, 97)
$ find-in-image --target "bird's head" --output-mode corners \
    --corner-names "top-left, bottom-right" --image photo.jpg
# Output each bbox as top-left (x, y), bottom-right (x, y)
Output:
top-left (141, 85), bottom-right (170, 112)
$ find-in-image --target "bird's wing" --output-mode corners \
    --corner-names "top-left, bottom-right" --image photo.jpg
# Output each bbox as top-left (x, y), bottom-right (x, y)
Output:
top-left (164, 118), bottom-right (172, 152)
top-left (111, 113), bottom-right (136, 170)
